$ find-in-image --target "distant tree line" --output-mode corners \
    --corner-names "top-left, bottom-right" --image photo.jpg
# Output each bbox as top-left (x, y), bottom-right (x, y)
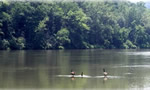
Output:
top-left (0, 1), bottom-right (150, 50)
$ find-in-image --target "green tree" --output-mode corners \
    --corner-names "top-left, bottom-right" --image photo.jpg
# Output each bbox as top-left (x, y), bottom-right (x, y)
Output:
top-left (56, 28), bottom-right (70, 49)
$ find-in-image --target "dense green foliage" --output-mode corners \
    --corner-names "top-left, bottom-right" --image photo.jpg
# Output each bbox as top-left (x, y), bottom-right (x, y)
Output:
top-left (0, 1), bottom-right (150, 50)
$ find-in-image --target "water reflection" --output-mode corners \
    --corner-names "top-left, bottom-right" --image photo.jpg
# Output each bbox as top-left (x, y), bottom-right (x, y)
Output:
top-left (0, 50), bottom-right (150, 89)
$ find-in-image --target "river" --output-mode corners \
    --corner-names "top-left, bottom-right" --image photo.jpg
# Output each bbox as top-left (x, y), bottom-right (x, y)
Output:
top-left (0, 49), bottom-right (150, 90)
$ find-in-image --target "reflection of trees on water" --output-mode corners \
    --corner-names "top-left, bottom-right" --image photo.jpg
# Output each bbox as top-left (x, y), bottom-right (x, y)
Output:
top-left (0, 50), bottom-right (150, 88)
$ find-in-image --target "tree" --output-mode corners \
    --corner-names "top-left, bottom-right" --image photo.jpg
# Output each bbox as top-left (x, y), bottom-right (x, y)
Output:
top-left (56, 28), bottom-right (70, 49)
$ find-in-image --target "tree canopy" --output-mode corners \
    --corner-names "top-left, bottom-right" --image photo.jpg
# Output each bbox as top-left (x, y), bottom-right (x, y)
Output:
top-left (0, 1), bottom-right (150, 50)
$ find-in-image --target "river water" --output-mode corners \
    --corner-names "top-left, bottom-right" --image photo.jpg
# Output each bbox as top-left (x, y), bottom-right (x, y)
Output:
top-left (0, 49), bottom-right (150, 90)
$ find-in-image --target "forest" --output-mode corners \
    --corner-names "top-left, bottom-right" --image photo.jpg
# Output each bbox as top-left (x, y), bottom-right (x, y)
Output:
top-left (0, 1), bottom-right (150, 50)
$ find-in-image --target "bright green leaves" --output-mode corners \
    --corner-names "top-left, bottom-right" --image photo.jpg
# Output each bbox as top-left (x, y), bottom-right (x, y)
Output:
top-left (9, 37), bottom-right (25, 50)
top-left (36, 17), bottom-right (49, 32)
top-left (56, 28), bottom-right (70, 49)
top-left (66, 8), bottom-right (89, 31)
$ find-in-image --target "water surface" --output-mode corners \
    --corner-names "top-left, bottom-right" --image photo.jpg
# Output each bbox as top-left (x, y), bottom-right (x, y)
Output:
top-left (0, 49), bottom-right (150, 90)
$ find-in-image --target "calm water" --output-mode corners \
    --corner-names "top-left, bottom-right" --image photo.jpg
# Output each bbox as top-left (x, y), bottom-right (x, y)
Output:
top-left (0, 49), bottom-right (150, 90)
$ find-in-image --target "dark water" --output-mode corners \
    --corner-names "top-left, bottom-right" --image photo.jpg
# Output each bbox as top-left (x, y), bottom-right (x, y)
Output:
top-left (0, 49), bottom-right (150, 90)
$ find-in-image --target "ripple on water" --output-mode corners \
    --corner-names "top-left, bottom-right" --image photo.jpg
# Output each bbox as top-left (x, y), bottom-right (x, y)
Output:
top-left (113, 65), bottom-right (150, 68)
top-left (124, 73), bottom-right (133, 75)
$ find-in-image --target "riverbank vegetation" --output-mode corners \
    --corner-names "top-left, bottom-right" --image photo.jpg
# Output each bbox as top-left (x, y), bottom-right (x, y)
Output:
top-left (0, 1), bottom-right (150, 50)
